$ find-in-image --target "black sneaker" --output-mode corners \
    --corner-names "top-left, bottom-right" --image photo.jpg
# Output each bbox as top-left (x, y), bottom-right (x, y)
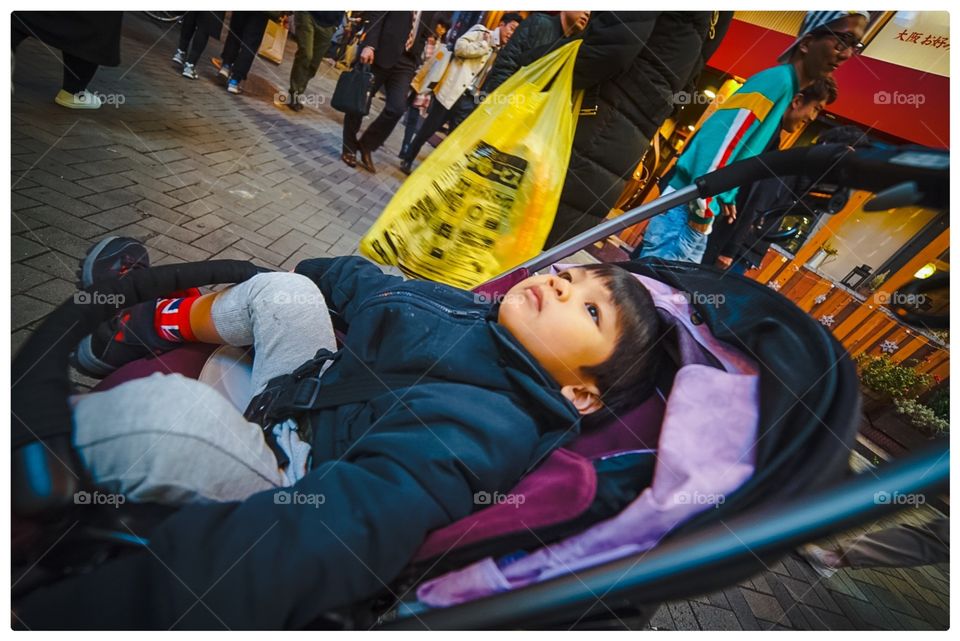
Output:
top-left (72, 299), bottom-right (179, 378)
top-left (78, 236), bottom-right (150, 289)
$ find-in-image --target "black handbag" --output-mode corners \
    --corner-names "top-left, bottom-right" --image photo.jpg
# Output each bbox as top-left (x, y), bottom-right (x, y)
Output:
top-left (331, 63), bottom-right (373, 116)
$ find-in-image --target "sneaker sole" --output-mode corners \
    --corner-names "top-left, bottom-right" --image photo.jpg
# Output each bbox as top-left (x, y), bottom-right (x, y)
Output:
top-left (79, 236), bottom-right (121, 289)
top-left (78, 236), bottom-right (150, 289)
top-left (54, 95), bottom-right (102, 110)
top-left (71, 335), bottom-right (117, 379)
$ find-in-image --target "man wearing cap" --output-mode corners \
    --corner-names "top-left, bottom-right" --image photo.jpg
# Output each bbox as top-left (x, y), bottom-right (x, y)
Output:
top-left (634, 10), bottom-right (869, 264)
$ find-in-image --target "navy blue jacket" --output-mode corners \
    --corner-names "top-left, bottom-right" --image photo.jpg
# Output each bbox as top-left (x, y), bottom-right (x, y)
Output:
top-left (17, 257), bottom-right (580, 629)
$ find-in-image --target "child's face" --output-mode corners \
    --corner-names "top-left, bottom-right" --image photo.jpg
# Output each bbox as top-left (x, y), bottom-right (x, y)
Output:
top-left (782, 96), bottom-right (826, 133)
top-left (497, 267), bottom-right (620, 413)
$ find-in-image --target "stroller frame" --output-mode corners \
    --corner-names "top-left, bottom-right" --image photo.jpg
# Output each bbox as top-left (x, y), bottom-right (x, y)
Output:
top-left (11, 144), bottom-right (950, 629)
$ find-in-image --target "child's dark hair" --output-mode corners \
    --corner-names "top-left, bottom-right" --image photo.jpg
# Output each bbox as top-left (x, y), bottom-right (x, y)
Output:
top-left (577, 263), bottom-right (663, 429)
top-left (501, 12), bottom-right (524, 26)
top-left (797, 76), bottom-right (838, 105)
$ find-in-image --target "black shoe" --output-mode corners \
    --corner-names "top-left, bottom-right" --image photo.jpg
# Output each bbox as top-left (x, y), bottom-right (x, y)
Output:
top-left (78, 236), bottom-right (150, 289)
top-left (399, 158), bottom-right (413, 175)
top-left (287, 92), bottom-right (304, 111)
top-left (358, 146), bottom-right (376, 174)
top-left (72, 299), bottom-right (179, 378)
top-left (340, 150), bottom-right (357, 168)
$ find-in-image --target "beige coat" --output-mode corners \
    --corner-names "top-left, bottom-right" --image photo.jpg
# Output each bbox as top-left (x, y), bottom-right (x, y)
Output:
top-left (433, 24), bottom-right (500, 109)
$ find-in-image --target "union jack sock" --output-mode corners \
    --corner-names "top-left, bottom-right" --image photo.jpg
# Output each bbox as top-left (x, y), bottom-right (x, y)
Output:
top-left (154, 288), bottom-right (202, 342)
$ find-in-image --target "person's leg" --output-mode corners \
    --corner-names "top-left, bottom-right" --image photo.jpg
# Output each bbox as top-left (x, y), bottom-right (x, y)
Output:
top-left (359, 55), bottom-right (417, 153)
top-left (633, 201), bottom-right (691, 261)
top-left (839, 518), bottom-right (950, 569)
top-left (288, 11), bottom-right (316, 99)
top-left (342, 68), bottom-right (387, 155)
top-left (677, 223), bottom-right (710, 264)
top-left (177, 11), bottom-right (198, 53)
top-left (230, 12), bottom-right (269, 82)
top-left (307, 24), bottom-right (336, 83)
top-left (185, 18), bottom-right (214, 66)
top-left (220, 13), bottom-right (245, 66)
top-left (61, 53), bottom-right (99, 93)
top-left (447, 92), bottom-right (477, 131)
top-left (71, 272), bottom-right (337, 504)
top-left (401, 98), bottom-right (451, 162)
top-left (400, 99), bottom-right (422, 158)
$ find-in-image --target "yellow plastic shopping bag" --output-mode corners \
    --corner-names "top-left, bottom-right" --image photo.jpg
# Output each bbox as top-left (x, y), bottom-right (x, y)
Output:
top-left (360, 41), bottom-right (583, 289)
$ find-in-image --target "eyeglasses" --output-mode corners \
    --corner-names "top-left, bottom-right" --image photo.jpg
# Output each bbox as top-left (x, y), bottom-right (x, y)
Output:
top-left (810, 28), bottom-right (865, 54)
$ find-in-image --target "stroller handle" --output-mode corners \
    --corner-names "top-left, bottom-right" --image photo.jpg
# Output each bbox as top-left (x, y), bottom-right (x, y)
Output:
top-left (696, 143), bottom-right (949, 208)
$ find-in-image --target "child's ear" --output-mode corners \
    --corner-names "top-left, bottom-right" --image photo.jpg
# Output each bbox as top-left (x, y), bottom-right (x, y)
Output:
top-left (560, 384), bottom-right (604, 416)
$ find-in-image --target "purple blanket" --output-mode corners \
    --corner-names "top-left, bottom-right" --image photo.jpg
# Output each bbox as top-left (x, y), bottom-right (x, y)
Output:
top-left (416, 273), bottom-right (760, 607)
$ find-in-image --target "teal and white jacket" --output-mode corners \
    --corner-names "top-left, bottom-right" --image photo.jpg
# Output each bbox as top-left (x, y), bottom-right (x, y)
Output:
top-left (667, 63), bottom-right (800, 225)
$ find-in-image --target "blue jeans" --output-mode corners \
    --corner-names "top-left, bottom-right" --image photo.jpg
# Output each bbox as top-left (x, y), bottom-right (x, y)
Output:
top-left (632, 201), bottom-right (709, 263)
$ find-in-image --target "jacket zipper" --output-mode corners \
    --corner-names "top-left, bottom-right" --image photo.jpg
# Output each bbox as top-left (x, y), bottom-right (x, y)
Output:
top-left (363, 289), bottom-right (485, 320)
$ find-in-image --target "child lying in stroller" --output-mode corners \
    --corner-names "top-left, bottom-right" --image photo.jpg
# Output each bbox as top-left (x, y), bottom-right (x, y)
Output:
top-left (18, 236), bottom-right (663, 629)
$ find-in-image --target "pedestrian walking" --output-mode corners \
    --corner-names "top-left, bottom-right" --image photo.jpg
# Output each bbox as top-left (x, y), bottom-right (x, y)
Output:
top-left (217, 11), bottom-right (271, 95)
top-left (340, 11), bottom-right (428, 174)
top-left (287, 11), bottom-right (343, 111)
top-left (12, 11), bottom-right (124, 110)
top-left (398, 14), bottom-right (523, 175)
top-left (800, 517), bottom-right (949, 578)
top-left (173, 12), bottom-right (226, 80)
top-left (634, 10), bottom-right (869, 263)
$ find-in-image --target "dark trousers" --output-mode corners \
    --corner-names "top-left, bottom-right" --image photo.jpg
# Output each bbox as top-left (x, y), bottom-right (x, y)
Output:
top-left (178, 12), bottom-right (220, 66)
top-left (12, 27), bottom-right (98, 93)
top-left (289, 12), bottom-right (336, 96)
top-left (342, 53), bottom-right (417, 154)
top-left (221, 12), bottom-right (269, 82)
top-left (400, 92), bottom-right (476, 162)
top-left (401, 100), bottom-right (423, 156)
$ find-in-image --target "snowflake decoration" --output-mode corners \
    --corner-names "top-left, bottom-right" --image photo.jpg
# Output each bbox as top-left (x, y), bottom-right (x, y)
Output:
top-left (814, 293), bottom-right (828, 305)
top-left (880, 340), bottom-right (899, 354)
top-left (819, 315), bottom-right (836, 327)
top-left (767, 280), bottom-right (782, 291)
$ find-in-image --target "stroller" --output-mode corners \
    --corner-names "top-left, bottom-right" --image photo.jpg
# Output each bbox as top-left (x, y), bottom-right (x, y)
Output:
top-left (12, 144), bottom-right (949, 629)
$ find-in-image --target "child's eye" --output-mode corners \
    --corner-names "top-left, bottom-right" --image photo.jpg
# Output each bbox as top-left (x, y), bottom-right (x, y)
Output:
top-left (586, 303), bottom-right (600, 324)
top-left (558, 272), bottom-right (572, 282)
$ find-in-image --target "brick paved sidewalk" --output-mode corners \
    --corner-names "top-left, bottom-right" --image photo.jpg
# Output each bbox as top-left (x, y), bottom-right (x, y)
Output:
top-left (10, 14), bottom-right (949, 631)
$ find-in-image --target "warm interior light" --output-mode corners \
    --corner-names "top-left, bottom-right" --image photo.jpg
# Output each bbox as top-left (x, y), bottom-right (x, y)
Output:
top-left (703, 89), bottom-right (717, 99)
top-left (686, 125), bottom-right (696, 131)
top-left (914, 263), bottom-right (937, 279)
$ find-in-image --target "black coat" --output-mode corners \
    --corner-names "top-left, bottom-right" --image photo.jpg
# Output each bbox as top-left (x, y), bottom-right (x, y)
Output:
top-left (484, 12), bottom-right (565, 94)
top-left (545, 11), bottom-right (732, 248)
top-left (15, 257), bottom-right (580, 629)
top-left (361, 11), bottom-right (428, 70)
top-left (12, 11), bottom-right (124, 66)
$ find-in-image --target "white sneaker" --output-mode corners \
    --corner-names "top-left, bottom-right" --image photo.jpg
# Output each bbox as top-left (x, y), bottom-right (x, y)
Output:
top-left (798, 544), bottom-right (840, 578)
top-left (172, 49), bottom-right (186, 64)
top-left (218, 64), bottom-right (232, 79)
top-left (226, 78), bottom-right (241, 94)
top-left (182, 63), bottom-right (198, 79)
top-left (54, 89), bottom-right (103, 110)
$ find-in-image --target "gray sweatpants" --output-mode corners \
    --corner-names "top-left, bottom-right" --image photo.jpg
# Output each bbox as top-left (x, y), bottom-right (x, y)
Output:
top-left (840, 517), bottom-right (950, 569)
top-left (72, 272), bottom-right (337, 505)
